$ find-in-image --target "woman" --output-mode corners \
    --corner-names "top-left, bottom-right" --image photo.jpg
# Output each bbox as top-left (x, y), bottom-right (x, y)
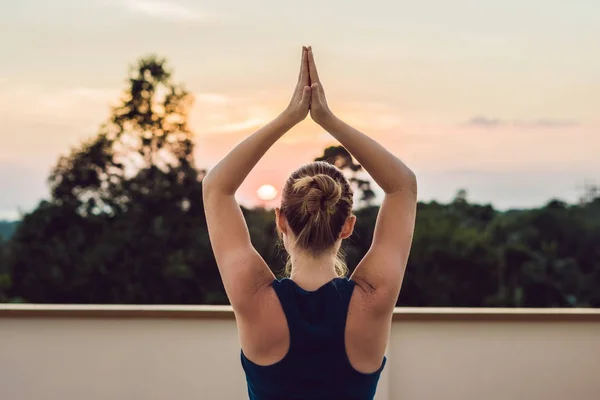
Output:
top-left (203, 46), bottom-right (417, 400)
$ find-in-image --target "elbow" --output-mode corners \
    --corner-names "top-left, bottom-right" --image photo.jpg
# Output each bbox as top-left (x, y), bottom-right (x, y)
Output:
top-left (202, 172), bottom-right (234, 198)
top-left (201, 171), bottom-right (213, 190)
top-left (201, 172), bottom-right (218, 199)
top-left (386, 167), bottom-right (417, 196)
top-left (405, 168), bottom-right (417, 196)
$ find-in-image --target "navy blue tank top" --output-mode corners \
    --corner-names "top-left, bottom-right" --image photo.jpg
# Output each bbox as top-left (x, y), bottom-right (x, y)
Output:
top-left (241, 277), bottom-right (386, 400)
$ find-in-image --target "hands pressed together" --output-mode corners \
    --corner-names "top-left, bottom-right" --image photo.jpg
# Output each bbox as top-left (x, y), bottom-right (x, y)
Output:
top-left (284, 46), bottom-right (333, 126)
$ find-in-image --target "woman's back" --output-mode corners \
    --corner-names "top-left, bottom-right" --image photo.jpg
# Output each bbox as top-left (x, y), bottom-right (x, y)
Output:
top-left (241, 277), bottom-right (386, 400)
top-left (202, 46), bottom-right (417, 399)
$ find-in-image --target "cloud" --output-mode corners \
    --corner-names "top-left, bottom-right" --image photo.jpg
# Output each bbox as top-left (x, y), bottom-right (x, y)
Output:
top-left (190, 91), bottom-right (280, 136)
top-left (0, 79), bottom-right (273, 141)
top-left (204, 118), bottom-right (267, 134)
top-left (0, 81), bottom-right (238, 127)
top-left (194, 93), bottom-right (230, 105)
top-left (0, 83), bottom-right (118, 124)
top-left (115, 0), bottom-right (216, 22)
top-left (466, 116), bottom-right (580, 129)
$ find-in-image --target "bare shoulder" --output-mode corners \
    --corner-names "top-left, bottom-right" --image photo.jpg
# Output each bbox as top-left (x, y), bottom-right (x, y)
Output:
top-left (236, 283), bottom-right (290, 367)
top-left (344, 278), bottom-right (393, 374)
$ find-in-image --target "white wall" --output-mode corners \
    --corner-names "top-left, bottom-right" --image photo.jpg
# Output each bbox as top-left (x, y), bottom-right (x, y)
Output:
top-left (388, 319), bottom-right (599, 400)
top-left (0, 306), bottom-right (599, 400)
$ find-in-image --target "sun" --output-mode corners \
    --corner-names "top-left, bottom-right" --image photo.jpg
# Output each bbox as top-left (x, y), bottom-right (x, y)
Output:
top-left (257, 184), bottom-right (278, 201)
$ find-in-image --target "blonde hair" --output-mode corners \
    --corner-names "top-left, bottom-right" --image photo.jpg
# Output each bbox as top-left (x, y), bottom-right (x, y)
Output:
top-left (279, 161), bottom-right (354, 277)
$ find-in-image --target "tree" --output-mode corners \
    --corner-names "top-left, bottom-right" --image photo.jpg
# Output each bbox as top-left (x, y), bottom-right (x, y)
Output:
top-left (578, 181), bottom-right (600, 206)
top-left (8, 55), bottom-right (216, 304)
top-left (314, 145), bottom-right (376, 207)
top-left (0, 237), bottom-right (10, 301)
top-left (49, 55), bottom-right (199, 216)
top-left (0, 221), bottom-right (18, 240)
top-left (0, 236), bottom-right (5, 271)
top-left (454, 189), bottom-right (468, 204)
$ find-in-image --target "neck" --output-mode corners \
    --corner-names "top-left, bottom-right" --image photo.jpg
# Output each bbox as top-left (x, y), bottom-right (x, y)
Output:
top-left (289, 250), bottom-right (338, 291)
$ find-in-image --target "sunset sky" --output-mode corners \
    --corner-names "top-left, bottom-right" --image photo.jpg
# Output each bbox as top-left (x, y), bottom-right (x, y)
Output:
top-left (1, 0), bottom-right (599, 219)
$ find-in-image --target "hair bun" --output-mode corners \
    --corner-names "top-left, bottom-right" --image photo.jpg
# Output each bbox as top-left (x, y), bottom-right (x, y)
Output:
top-left (292, 174), bottom-right (342, 216)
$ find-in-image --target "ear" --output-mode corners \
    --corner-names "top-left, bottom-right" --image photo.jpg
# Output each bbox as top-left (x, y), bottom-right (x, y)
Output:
top-left (339, 215), bottom-right (356, 240)
top-left (275, 207), bottom-right (287, 235)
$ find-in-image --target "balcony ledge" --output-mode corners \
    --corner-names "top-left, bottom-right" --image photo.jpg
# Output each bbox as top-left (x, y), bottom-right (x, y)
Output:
top-left (1, 304), bottom-right (599, 321)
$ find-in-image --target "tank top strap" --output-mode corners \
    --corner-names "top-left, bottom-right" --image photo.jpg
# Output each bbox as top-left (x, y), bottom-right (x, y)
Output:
top-left (328, 277), bottom-right (356, 340)
top-left (271, 278), bottom-right (302, 332)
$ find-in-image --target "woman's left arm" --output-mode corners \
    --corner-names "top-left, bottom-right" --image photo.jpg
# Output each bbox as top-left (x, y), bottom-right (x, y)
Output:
top-left (202, 47), bottom-right (311, 313)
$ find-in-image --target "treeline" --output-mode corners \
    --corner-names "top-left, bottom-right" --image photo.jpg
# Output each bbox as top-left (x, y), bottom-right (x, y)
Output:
top-left (0, 56), bottom-right (598, 307)
top-left (0, 221), bottom-right (18, 240)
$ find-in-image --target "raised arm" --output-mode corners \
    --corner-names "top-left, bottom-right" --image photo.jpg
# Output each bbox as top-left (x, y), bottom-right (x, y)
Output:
top-left (307, 47), bottom-right (417, 312)
top-left (202, 47), bottom-right (312, 312)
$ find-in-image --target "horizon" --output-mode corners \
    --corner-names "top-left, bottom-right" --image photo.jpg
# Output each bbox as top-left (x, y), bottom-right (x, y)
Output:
top-left (0, 188), bottom-right (592, 223)
top-left (1, 0), bottom-right (599, 220)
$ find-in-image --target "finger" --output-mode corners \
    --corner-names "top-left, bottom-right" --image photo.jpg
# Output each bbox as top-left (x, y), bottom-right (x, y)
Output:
top-left (311, 82), bottom-right (320, 106)
top-left (298, 46), bottom-right (307, 83)
top-left (299, 85), bottom-right (311, 107)
top-left (301, 47), bottom-right (309, 86)
top-left (307, 47), bottom-right (321, 84)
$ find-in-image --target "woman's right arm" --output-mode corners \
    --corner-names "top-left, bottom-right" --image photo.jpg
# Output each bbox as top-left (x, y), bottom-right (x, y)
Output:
top-left (307, 47), bottom-right (417, 314)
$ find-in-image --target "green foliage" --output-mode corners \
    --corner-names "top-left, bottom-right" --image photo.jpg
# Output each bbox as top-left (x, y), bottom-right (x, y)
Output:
top-left (1, 55), bottom-right (599, 307)
top-left (0, 237), bottom-right (8, 301)
top-left (0, 220), bottom-right (19, 240)
top-left (397, 196), bottom-right (600, 307)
